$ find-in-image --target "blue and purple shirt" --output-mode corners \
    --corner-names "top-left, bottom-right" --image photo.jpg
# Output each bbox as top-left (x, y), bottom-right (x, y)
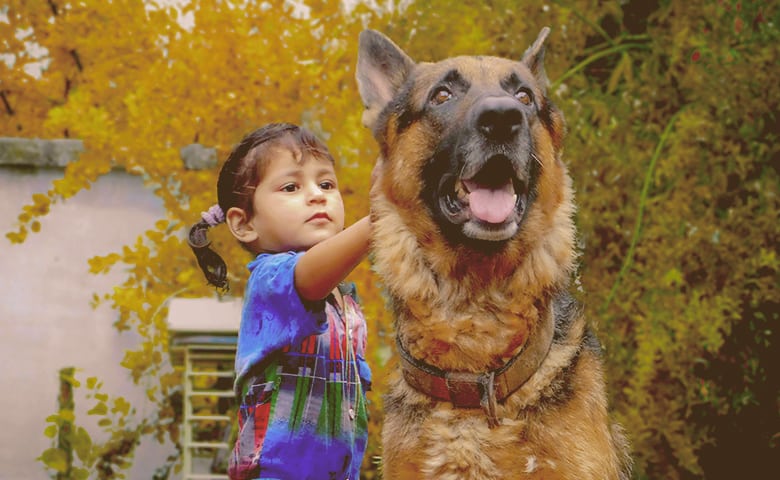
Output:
top-left (229, 252), bottom-right (371, 480)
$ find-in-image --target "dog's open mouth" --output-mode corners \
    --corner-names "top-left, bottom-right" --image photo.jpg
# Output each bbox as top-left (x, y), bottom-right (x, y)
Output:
top-left (440, 155), bottom-right (529, 241)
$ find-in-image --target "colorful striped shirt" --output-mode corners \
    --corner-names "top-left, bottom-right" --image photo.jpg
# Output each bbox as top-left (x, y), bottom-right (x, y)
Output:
top-left (229, 252), bottom-right (371, 480)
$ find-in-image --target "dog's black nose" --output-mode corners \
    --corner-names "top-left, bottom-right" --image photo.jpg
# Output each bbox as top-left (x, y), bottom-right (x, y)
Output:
top-left (475, 97), bottom-right (524, 141)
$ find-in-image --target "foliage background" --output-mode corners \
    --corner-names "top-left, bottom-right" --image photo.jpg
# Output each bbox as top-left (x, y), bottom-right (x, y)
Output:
top-left (2, 0), bottom-right (777, 478)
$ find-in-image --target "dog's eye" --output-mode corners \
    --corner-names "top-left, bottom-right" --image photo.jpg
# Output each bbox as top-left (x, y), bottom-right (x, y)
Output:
top-left (431, 87), bottom-right (453, 105)
top-left (515, 89), bottom-right (533, 105)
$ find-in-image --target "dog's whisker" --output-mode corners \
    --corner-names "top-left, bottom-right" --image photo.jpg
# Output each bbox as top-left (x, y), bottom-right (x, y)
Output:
top-left (531, 152), bottom-right (543, 168)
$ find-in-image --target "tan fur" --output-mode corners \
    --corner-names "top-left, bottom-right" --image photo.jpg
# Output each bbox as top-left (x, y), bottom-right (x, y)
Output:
top-left (357, 28), bottom-right (631, 479)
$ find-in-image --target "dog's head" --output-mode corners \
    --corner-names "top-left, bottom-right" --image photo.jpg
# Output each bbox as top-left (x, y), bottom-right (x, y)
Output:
top-left (357, 29), bottom-right (567, 250)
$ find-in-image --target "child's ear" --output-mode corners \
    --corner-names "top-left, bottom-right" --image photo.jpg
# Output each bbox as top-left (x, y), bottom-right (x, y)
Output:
top-left (226, 207), bottom-right (259, 244)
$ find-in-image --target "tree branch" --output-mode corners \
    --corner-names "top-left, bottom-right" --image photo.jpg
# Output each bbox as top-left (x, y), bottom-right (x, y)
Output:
top-left (0, 91), bottom-right (14, 115)
top-left (70, 50), bottom-right (83, 72)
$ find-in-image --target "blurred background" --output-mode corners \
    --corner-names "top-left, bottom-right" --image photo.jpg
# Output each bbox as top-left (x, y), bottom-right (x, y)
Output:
top-left (1, 0), bottom-right (777, 478)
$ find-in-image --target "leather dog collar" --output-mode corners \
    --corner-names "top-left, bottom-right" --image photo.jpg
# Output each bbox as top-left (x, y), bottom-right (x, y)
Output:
top-left (396, 308), bottom-right (555, 428)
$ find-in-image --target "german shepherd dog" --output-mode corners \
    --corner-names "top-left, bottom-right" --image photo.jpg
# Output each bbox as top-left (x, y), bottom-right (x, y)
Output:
top-left (356, 28), bottom-right (632, 479)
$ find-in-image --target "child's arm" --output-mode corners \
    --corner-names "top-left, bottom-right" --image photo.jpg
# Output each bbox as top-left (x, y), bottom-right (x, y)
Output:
top-left (294, 215), bottom-right (371, 301)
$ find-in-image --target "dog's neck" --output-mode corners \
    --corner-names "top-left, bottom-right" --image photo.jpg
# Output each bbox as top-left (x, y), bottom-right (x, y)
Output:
top-left (371, 192), bottom-right (573, 370)
top-left (395, 304), bottom-right (556, 427)
top-left (392, 287), bottom-right (553, 371)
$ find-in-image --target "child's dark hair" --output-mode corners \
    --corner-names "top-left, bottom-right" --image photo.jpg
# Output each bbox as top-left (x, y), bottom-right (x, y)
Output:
top-left (189, 123), bottom-right (335, 290)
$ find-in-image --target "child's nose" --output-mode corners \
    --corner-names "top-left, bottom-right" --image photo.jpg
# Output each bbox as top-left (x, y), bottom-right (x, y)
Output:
top-left (307, 184), bottom-right (327, 203)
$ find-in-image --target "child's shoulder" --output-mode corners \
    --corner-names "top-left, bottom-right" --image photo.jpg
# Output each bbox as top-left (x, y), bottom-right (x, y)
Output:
top-left (248, 251), bottom-right (300, 269)
top-left (246, 252), bottom-right (305, 288)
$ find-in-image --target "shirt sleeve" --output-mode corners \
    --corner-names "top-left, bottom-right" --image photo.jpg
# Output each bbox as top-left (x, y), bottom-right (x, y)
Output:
top-left (234, 252), bottom-right (328, 389)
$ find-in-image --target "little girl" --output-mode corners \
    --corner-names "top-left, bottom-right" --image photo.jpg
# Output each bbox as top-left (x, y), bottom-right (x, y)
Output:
top-left (189, 123), bottom-right (373, 480)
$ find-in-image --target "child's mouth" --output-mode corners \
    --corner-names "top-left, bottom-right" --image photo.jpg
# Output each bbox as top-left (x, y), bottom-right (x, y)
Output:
top-left (307, 212), bottom-right (331, 222)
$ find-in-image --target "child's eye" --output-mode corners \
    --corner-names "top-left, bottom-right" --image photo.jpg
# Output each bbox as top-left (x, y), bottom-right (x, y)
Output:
top-left (281, 183), bottom-right (298, 192)
top-left (320, 181), bottom-right (337, 190)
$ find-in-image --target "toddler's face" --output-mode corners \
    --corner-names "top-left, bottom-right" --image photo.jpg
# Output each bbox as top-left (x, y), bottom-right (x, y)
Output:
top-left (248, 145), bottom-right (345, 253)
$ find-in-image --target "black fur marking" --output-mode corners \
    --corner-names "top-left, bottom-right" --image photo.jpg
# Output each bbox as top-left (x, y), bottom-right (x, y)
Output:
top-left (552, 290), bottom-right (581, 342)
top-left (436, 69), bottom-right (470, 93)
top-left (582, 327), bottom-right (603, 353)
top-left (538, 98), bottom-right (560, 139)
top-left (500, 72), bottom-right (522, 90)
top-left (499, 72), bottom-right (532, 101)
top-left (552, 289), bottom-right (603, 353)
top-left (390, 79), bottom-right (420, 135)
top-left (543, 326), bottom-right (604, 408)
top-left (543, 349), bottom-right (580, 406)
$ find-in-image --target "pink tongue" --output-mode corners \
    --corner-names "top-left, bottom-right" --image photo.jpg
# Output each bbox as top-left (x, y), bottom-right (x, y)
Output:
top-left (465, 180), bottom-right (516, 224)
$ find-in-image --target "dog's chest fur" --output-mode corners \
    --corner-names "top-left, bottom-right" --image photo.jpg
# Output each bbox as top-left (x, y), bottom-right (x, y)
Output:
top-left (379, 295), bottom-right (625, 480)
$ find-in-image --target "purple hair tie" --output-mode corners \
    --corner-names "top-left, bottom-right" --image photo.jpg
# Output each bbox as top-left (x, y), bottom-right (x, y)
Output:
top-left (201, 204), bottom-right (225, 227)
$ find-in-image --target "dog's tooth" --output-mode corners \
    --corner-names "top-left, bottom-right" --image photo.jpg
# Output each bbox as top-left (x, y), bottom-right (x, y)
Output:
top-left (455, 181), bottom-right (468, 201)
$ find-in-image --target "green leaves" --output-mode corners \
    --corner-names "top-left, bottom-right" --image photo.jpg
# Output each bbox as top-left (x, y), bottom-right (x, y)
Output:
top-left (73, 427), bottom-right (93, 464)
top-left (39, 448), bottom-right (69, 473)
top-left (39, 368), bottom-right (145, 479)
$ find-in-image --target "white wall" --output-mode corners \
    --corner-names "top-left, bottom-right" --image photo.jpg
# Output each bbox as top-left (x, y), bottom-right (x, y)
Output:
top-left (0, 165), bottom-right (178, 478)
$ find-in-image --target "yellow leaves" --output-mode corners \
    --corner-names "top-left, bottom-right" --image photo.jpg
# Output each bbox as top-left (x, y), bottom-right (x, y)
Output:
top-left (88, 253), bottom-right (121, 274)
top-left (30, 192), bottom-right (50, 214)
top-left (7, 192), bottom-right (52, 242)
top-left (159, 371), bottom-right (181, 394)
top-left (754, 248), bottom-right (778, 271)
top-left (86, 376), bottom-right (100, 389)
top-left (662, 268), bottom-right (684, 287)
top-left (665, 421), bottom-right (704, 476)
top-left (112, 397), bottom-right (131, 416)
top-left (46, 91), bottom-right (116, 149)
top-left (60, 369), bottom-right (81, 389)
top-left (59, 409), bottom-right (76, 424)
top-left (88, 402), bottom-right (108, 416)
top-left (5, 228), bottom-right (27, 244)
top-left (176, 269), bottom-right (194, 285)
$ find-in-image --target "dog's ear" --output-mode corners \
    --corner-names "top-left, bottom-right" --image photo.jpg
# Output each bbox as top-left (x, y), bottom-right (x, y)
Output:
top-left (356, 29), bottom-right (415, 129)
top-left (521, 27), bottom-right (551, 90)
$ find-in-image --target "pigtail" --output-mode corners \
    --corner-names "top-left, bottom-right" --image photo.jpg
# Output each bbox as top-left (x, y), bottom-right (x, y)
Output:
top-left (189, 205), bottom-right (229, 291)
